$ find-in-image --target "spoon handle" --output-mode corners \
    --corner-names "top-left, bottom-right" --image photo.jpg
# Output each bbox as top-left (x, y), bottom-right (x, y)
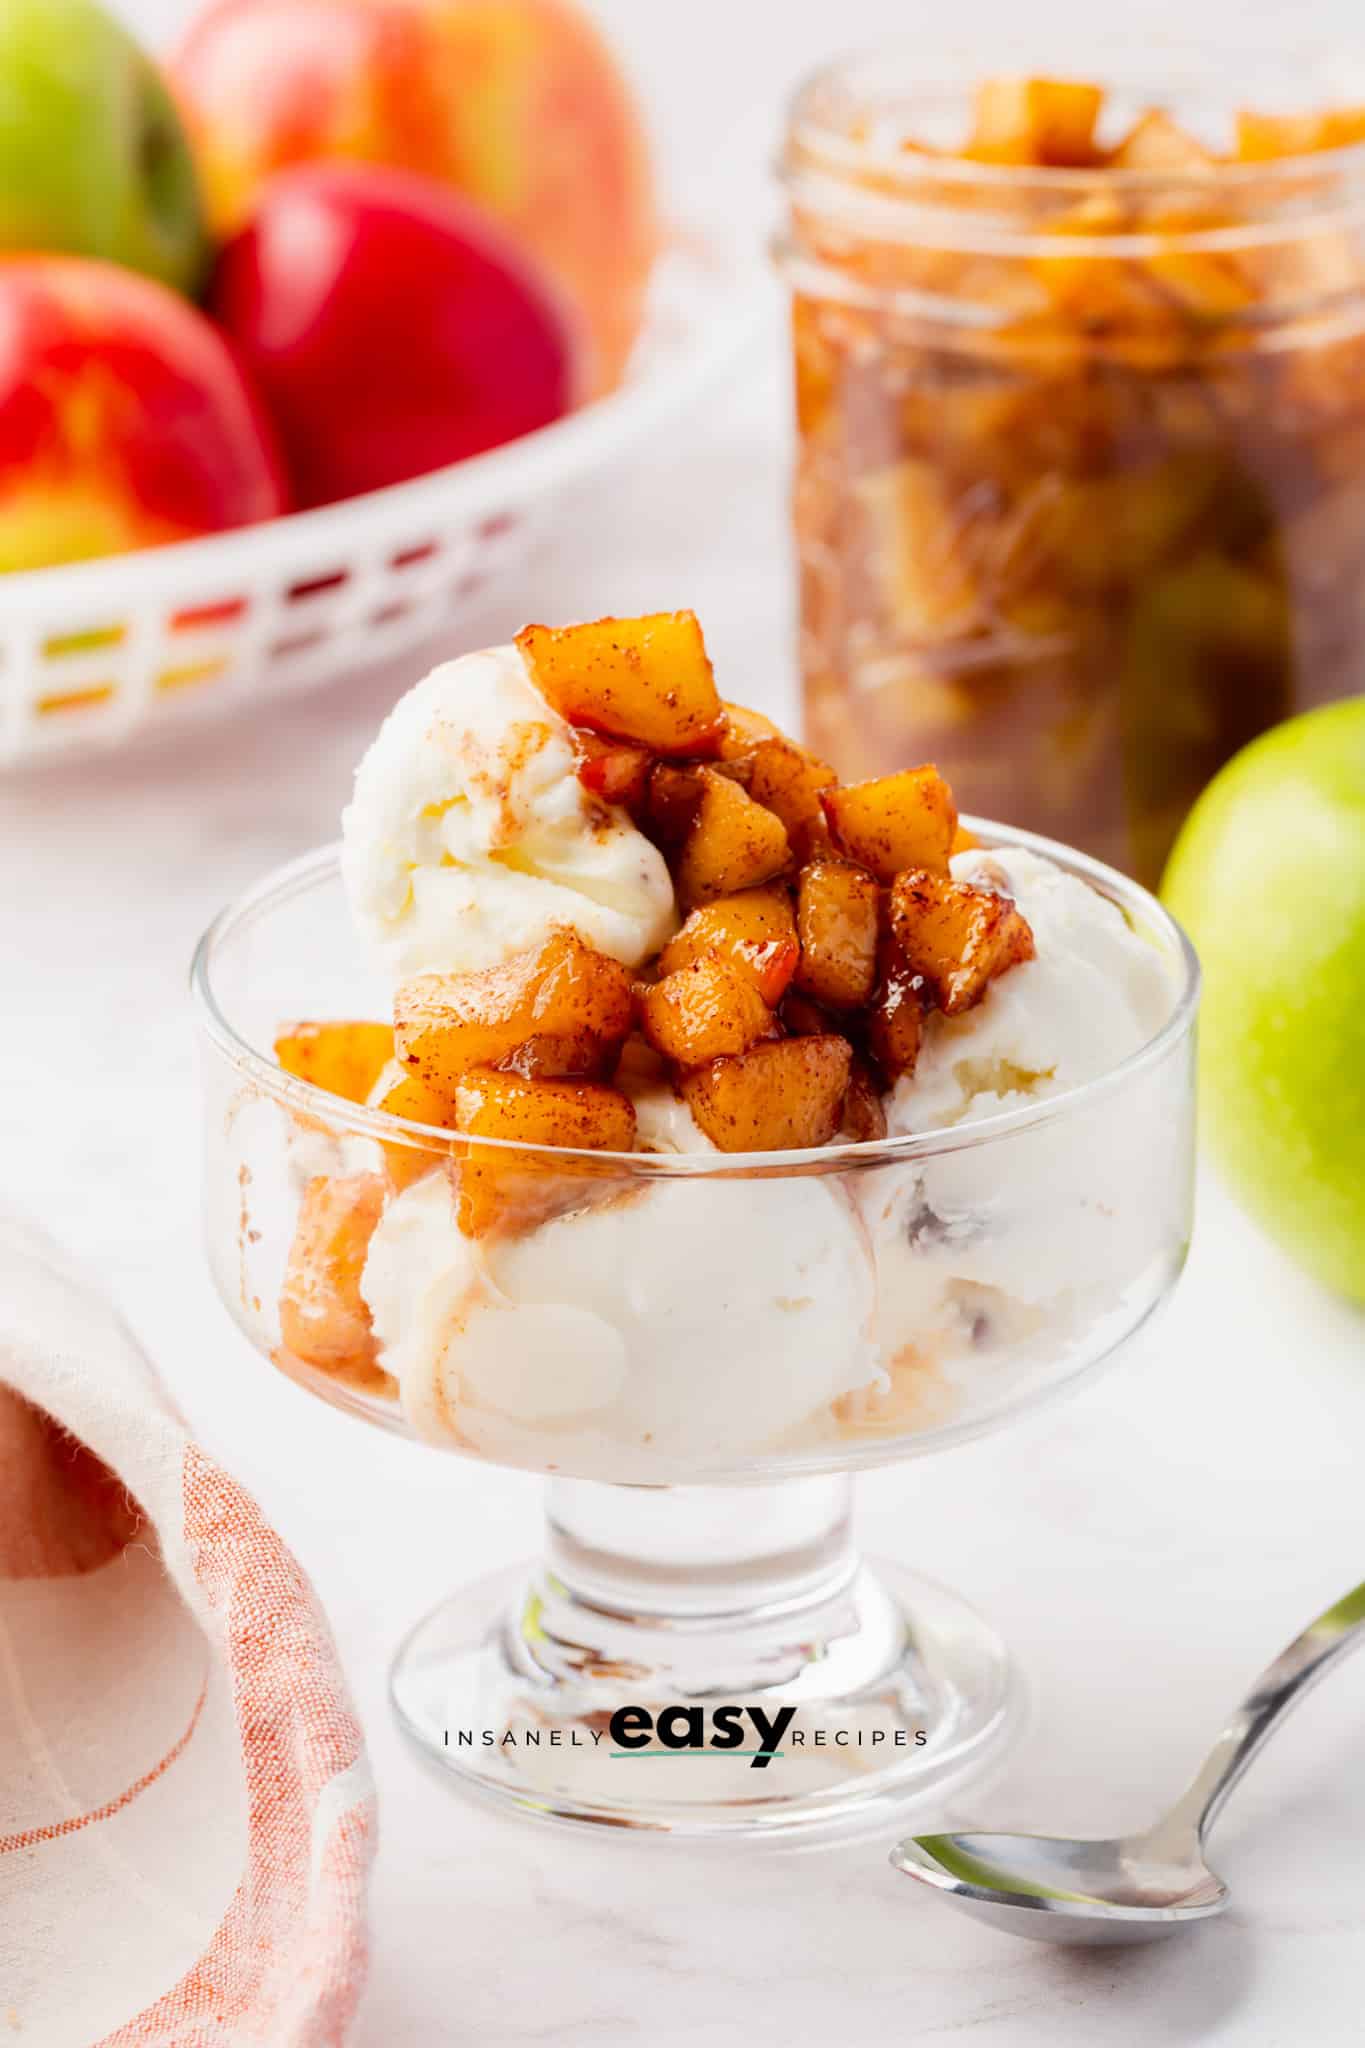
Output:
top-left (1166, 1580), bottom-right (1365, 1842)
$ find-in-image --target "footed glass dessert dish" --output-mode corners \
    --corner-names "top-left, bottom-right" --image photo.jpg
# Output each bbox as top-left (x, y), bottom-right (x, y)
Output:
top-left (193, 828), bottom-right (1197, 1838)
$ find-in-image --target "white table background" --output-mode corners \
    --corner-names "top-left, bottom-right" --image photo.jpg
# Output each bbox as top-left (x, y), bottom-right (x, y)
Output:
top-left (6, 2), bottom-right (1364, 2040)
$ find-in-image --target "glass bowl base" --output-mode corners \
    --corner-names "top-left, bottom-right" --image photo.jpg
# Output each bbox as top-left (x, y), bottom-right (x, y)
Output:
top-left (389, 1542), bottom-right (1022, 1839)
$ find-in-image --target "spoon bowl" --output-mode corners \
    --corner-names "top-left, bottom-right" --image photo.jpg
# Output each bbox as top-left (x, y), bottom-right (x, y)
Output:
top-left (890, 1829), bottom-right (1229, 1945)
top-left (892, 1577), bottom-right (1365, 1944)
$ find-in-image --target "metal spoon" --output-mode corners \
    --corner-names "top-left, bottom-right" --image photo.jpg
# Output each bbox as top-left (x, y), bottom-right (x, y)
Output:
top-left (890, 1579), bottom-right (1365, 1944)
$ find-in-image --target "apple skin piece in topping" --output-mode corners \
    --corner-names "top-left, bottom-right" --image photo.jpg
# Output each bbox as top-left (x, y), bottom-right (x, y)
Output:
top-left (452, 1068), bottom-right (637, 1238)
top-left (275, 1020), bottom-right (395, 1104)
top-left (516, 612), bottom-right (726, 757)
top-left (675, 768), bottom-right (791, 906)
top-left (280, 1172), bottom-right (386, 1372)
top-left (394, 929), bottom-right (634, 1099)
top-left (574, 730), bottom-right (653, 811)
top-left (636, 954), bottom-right (776, 1067)
top-left (888, 868), bottom-right (1036, 1017)
top-left (794, 859), bottom-right (881, 1009)
top-left (821, 767), bottom-right (957, 882)
top-left (681, 1034), bottom-right (853, 1152)
top-left (658, 886), bottom-right (800, 1006)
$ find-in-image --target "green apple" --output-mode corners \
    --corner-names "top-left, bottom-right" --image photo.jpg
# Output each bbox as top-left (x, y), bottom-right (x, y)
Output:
top-left (0, 0), bottom-right (208, 297)
top-left (1162, 698), bottom-right (1365, 1302)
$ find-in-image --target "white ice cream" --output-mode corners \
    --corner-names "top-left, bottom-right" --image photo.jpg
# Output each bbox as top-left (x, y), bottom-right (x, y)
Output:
top-left (361, 1168), bottom-right (881, 1480)
top-left (341, 644), bottom-right (677, 980)
top-left (859, 846), bottom-right (1182, 1397)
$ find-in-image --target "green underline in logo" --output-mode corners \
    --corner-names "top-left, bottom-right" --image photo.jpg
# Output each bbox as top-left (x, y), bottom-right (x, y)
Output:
top-left (610, 1750), bottom-right (786, 1759)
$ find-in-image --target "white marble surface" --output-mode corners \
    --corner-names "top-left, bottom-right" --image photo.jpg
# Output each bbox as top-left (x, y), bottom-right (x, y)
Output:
top-left (8, 1), bottom-right (1365, 2039)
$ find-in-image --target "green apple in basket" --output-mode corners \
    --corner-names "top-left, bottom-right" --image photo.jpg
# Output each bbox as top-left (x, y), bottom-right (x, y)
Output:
top-left (1163, 698), bottom-right (1365, 1302)
top-left (0, 0), bottom-right (209, 296)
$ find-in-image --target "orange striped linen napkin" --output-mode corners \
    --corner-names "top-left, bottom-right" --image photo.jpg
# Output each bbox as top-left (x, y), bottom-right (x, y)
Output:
top-left (0, 1213), bottom-right (375, 2047)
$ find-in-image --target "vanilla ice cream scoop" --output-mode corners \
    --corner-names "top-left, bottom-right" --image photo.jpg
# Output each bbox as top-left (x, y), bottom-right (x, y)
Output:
top-left (341, 645), bottom-right (677, 979)
top-left (361, 1169), bottom-right (881, 1481)
top-left (861, 844), bottom-right (1181, 1385)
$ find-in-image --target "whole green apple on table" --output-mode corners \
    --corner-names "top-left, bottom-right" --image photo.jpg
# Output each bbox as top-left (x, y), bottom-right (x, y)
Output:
top-left (1164, 698), bottom-right (1365, 1305)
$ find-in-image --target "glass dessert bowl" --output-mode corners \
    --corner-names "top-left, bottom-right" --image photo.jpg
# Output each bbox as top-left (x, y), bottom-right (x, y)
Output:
top-left (192, 612), bottom-right (1198, 1837)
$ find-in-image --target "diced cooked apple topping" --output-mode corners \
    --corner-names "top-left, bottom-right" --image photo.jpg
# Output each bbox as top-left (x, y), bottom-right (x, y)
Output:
top-left (840, 1057), bottom-right (888, 1143)
top-left (719, 705), bottom-right (837, 859)
top-left (372, 1062), bottom-right (456, 1191)
top-left (866, 949), bottom-right (926, 1082)
top-left (821, 767), bottom-right (957, 881)
top-left (516, 612), bottom-right (725, 756)
top-left (681, 1035), bottom-right (853, 1152)
top-left (274, 1020), bottom-right (394, 1104)
top-left (657, 886), bottom-right (799, 1004)
top-left (675, 767), bottom-right (791, 905)
top-left (888, 869), bottom-right (1036, 1016)
top-left (452, 1069), bottom-right (636, 1237)
top-left (637, 954), bottom-right (775, 1066)
top-left (280, 1172), bottom-right (385, 1373)
top-left (717, 701), bottom-right (783, 751)
top-left (793, 859), bottom-right (880, 1009)
top-left (394, 929), bottom-right (634, 1097)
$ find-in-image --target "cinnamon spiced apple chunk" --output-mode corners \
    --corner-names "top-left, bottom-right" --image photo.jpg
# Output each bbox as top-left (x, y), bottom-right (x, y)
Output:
top-left (636, 955), bottom-right (776, 1066)
top-left (822, 768), bottom-right (957, 882)
top-left (452, 1069), bottom-right (636, 1237)
top-left (516, 611), bottom-right (725, 755)
top-left (274, 1020), bottom-right (394, 1104)
top-left (280, 1172), bottom-right (386, 1374)
top-left (680, 1036), bottom-right (853, 1152)
top-left (394, 929), bottom-right (634, 1096)
top-left (888, 869), bottom-right (1036, 1017)
top-left (371, 1063), bottom-right (456, 1192)
top-left (717, 709), bottom-right (838, 859)
top-left (672, 768), bottom-right (791, 905)
top-left (657, 887), bottom-right (799, 1004)
top-left (793, 860), bottom-right (880, 1009)
top-left (866, 948), bottom-right (926, 1081)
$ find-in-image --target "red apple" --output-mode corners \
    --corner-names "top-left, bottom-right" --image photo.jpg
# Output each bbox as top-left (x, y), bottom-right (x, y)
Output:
top-left (170, 0), bottom-right (656, 392)
top-left (0, 256), bottom-right (288, 572)
top-left (209, 161), bottom-right (580, 508)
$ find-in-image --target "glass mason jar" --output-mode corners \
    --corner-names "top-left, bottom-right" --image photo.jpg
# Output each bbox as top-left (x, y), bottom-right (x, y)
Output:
top-left (777, 51), bottom-right (1365, 886)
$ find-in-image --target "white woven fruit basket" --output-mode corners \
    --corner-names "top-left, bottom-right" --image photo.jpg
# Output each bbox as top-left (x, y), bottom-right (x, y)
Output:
top-left (0, 233), bottom-right (754, 769)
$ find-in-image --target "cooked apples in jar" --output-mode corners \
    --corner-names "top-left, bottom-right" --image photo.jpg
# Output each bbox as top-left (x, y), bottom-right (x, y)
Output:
top-left (779, 56), bottom-right (1365, 884)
